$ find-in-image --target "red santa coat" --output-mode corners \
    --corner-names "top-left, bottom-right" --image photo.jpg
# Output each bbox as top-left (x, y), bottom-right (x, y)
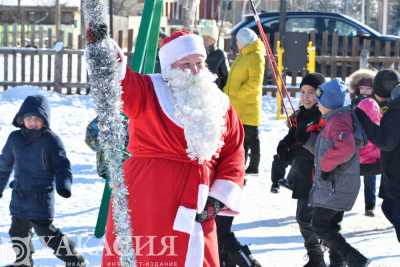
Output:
top-left (102, 67), bottom-right (245, 267)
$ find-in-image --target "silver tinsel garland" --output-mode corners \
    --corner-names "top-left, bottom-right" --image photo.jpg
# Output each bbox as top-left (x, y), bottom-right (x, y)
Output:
top-left (84, 0), bottom-right (136, 266)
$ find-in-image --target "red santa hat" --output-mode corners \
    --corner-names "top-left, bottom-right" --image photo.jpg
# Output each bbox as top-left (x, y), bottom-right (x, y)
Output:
top-left (159, 30), bottom-right (207, 73)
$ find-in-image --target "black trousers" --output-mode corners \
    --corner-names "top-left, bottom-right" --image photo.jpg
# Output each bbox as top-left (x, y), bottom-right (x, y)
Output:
top-left (9, 216), bottom-right (76, 262)
top-left (243, 125), bottom-right (260, 170)
top-left (271, 154), bottom-right (288, 186)
top-left (296, 199), bottom-right (321, 251)
top-left (311, 207), bottom-right (357, 258)
top-left (381, 198), bottom-right (400, 242)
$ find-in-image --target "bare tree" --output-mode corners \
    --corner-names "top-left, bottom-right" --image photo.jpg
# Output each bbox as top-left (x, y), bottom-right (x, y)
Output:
top-left (112, 0), bottom-right (141, 16)
top-left (179, 0), bottom-right (200, 30)
top-left (390, 2), bottom-right (400, 35)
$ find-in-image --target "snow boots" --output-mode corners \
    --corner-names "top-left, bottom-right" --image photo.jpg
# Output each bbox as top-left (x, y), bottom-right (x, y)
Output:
top-left (343, 245), bottom-right (370, 267)
top-left (303, 244), bottom-right (326, 267)
top-left (219, 233), bottom-right (262, 267)
top-left (328, 250), bottom-right (346, 267)
top-left (6, 234), bottom-right (34, 267)
top-left (323, 234), bottom-right (369, 267)
top-left (44, 232), bottom-right (86, 267)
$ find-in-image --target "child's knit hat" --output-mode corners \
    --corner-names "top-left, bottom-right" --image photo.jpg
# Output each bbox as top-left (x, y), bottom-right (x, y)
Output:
top-left (317, 78), bottom-right (346, 110)
top-left (300, 72), bottom-right (325, 90)
top-left (236, 28), bottom-right (258, 48)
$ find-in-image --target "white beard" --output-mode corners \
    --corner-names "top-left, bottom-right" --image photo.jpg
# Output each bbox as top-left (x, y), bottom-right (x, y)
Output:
top-left (163, 68), bottom-right (230, 162)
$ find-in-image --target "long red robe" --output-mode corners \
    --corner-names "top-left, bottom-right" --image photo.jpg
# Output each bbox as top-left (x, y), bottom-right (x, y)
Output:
top-left (102, 67), bottom-right (245, 267)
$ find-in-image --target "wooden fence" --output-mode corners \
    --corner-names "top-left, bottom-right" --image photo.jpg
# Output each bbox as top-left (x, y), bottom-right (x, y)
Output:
top-left (1, 26), bottom-right (400, 95)
top-left (0, 25), bottom-right (137, 94)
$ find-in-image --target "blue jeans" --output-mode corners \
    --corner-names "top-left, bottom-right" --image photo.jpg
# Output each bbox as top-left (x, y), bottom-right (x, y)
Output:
top-left (363, 175), bottom-right (376, 210)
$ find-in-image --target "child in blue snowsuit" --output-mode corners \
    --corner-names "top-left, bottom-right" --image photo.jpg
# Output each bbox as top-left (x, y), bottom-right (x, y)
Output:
top-left (0, 95), bottom-right (85, 267)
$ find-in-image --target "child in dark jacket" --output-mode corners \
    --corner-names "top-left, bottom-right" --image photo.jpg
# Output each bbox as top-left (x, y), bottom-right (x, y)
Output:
top-left (271, 73), bottom-right (325, 194)
top-left (272, 73), bottom-right (327, 267)
top-left (355, 69), bottom-right (400, 243)
top-left (310, 79), bottom-right (370, 267)
top-left (0, 95), bottom-right (85, 267)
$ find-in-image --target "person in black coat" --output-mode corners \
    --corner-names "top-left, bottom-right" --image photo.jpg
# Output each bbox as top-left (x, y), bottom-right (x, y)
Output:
top-left (272, 73), bottom-right (329, 267)
top-left (0, 95), bottom-right (86, 267)
top-left (355, 69), bottom-right (400, 243)
top-left (201, 26), bottom-right (230, 90)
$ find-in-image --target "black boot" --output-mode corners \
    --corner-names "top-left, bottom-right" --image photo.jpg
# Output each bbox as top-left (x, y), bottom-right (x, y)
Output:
top-left (246, 153), bottom-right (260, 174)
top-left (343, 245), bottom-right (370, 267)
top-left (44, 232), bottom-right (86, 267)
top-left (221, 233), bottom-right (262, 267)
top-left (270, 183), bottom-right (280, 193)
top-left (278, 178), bottom-right (294, 191)
top-left (303, 245), bottom-right (326, 267)
top-left (7, 234), bottom-right (34, 267)
top-left (328, 250), bottom-right (346, 267)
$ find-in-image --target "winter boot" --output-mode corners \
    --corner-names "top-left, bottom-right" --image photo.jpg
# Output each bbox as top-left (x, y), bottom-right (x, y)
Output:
top-left (246, 152), bottom-right (260, 174)
top-left (328, 250), bottom-right (346, 267)
top-left (221, 233), bottom-right (262, 267)
top-left (364, 209), bottom-right (375, 217)
top-left (343, 245), bottom-right (370, 267)
top-left (303, 246), bottom-right (326, 267)
top-left (270, 183), bottom-right (280, 193)
top-left (226, 244), bottom-right (262, 267)
top-left (278, 178), bottom-right (294, 191)
top-left (219, 246), bottom-right (236, 267)
top-left (7, 234), bottom-right (34, 267)
top-left (45, 232), bottom-right (86, 267)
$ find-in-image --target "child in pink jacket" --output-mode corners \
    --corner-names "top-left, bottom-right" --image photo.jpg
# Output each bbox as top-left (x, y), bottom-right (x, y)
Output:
top-left (349, 69), bottom-right (382, 217)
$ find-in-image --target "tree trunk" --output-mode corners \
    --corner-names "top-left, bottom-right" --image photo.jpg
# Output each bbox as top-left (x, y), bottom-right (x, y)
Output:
top-left (80, 0), bottom-right (85, 41)
top-left (180, 0), bottom-right (200, 30)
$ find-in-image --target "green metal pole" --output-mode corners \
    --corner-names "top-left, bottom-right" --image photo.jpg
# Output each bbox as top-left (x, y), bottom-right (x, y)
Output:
top-left (129, 0), bottom-right (156, 72)
top-left (143, 0), bottom-right (163, 74)
top-left (94, 176), bottom-right (112, 238)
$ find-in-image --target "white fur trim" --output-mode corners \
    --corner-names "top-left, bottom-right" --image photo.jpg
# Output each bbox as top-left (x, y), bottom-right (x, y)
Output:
top-left (149, 74), bottom-right (183, 127)
top-left (184, 222), bottom-right (204, 267)
top-left (209, 179), bottom-right (242, 214)
top-left (159, 34), bottom-right (207, 74)
top-left (173, 206), bottom-right (197, 234)
top-left (197, 184), bottom-right (209, 213)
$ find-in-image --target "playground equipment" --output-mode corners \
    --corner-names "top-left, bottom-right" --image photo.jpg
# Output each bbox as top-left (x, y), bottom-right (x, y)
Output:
top-left (247, 0), bottom-right (318, 121)
top-left (275, 35), bottom-right (317, 120)
top-left (94, 0), bottom-right (163, 239)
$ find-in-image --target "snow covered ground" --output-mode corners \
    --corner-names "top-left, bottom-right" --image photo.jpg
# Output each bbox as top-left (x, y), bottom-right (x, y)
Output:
top-left (0, 86), bottom-right (399, 267)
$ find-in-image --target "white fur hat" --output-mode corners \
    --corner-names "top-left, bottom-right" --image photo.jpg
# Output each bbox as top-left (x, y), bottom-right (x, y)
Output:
top-left (199, 19), bottom-right (219, 41)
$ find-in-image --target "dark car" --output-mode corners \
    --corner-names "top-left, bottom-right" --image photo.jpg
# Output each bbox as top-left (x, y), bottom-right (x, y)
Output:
top-left (230, 11), bottom-right (399, 53)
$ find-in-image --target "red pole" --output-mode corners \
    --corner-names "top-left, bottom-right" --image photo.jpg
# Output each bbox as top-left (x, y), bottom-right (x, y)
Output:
top-left (247, 0), bottom-right (296, 120)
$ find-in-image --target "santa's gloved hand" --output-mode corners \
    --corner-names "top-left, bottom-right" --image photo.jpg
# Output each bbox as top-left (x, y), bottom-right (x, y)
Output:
top-left (320, 171), bottom-right (333, 181)
top-left (0, 192), bottom-right (2, 198)
top-left (195, 197), bottom-right (225, 223)
top-left (86, 21), bottom-right (108, 44)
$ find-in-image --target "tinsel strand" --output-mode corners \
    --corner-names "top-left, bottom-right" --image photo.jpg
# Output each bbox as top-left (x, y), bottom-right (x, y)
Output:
top-left (84, 0), bottom-right (136, 266)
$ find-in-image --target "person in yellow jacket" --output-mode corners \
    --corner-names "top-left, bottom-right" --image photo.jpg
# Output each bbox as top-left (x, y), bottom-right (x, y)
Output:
top-left (216, 27), bottom-right (264, 267)
top-left (224, 27), bottom-right (265, 174)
